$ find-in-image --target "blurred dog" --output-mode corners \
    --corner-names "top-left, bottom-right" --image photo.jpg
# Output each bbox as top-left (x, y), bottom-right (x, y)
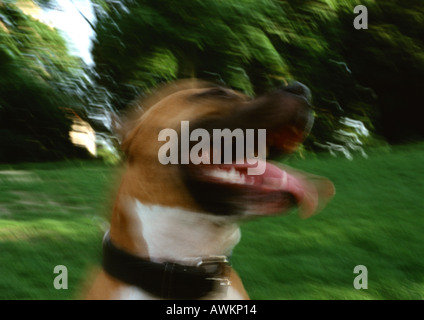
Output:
top-left (85, 80), bottom-right (335, 299)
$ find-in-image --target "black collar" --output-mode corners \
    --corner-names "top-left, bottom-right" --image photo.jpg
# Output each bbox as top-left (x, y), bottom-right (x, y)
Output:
top-left (102, 232), bottom-right (231, 299)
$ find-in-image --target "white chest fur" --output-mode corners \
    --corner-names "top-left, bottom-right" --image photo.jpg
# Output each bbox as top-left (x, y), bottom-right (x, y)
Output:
top-left (130, 200), bottom-right (241, 264)
top-left (113, 200), bottom-right (244, 300)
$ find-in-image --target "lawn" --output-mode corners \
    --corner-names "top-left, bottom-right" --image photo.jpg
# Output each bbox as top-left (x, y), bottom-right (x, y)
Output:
top-left (0, 143), bottom-right (423, 299)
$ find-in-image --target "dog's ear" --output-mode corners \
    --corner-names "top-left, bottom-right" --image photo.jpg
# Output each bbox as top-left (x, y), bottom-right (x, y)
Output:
top-left (119, 79), bottom-right (216, 156)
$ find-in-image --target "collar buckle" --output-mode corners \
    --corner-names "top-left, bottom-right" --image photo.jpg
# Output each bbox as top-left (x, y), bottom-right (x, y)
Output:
top-left (196, 256), bottom-right (232, 286)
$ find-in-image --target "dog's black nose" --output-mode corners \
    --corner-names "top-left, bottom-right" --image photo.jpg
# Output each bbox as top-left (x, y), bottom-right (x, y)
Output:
top-left (283, 81), bottom-right (312, 103)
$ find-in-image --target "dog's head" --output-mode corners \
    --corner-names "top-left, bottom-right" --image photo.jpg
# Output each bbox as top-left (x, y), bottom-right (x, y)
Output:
top-left (120, 79), bottom-right (334, 220)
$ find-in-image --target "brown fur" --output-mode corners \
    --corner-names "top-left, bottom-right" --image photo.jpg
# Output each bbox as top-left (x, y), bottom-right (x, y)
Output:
top-left (85, 80), bottom-right (251, 299)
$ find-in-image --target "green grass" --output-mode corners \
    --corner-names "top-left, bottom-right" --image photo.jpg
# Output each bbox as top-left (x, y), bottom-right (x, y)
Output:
top-left (0, 160), bottom-right (117, 299)
top-left (1, 144), bottom-right (424, 299)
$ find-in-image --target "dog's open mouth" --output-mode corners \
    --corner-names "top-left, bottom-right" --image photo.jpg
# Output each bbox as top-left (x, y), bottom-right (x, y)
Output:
top-left (183, 125), bottom-right (335, 218)
top-left (196, 159), bottom-right (335, 218)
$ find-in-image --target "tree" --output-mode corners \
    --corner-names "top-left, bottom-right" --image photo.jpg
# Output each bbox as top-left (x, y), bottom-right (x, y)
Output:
top-left (91, 0), bottom-right (291, 110)
top-left (0, 1), bottom-right (91, 162)
top-left (91, 0), bottom-right (424, 155)
top-left (91, 0), bottom-right (377, 155)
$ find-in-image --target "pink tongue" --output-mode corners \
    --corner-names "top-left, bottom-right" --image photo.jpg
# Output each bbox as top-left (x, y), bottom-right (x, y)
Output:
top-left (260, 160), bottom-right (335, 218)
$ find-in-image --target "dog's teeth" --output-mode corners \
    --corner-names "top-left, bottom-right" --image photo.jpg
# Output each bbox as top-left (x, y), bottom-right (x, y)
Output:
top-left (229, 167), bottom-right (237, 177)
top-left (206, 169), bottom-right (225, 179)
top-left (205, 168), bottom-right (248, 184)
top-left (233, 172), bottom-right (246, 184)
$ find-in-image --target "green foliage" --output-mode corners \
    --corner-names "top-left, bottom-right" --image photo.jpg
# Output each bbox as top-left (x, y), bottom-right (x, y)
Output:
top-left (2, 0), bottom-right (421, 163)
top-left (90, 0), bottom-right (376, 155)
top-left (0, 1), bottom-right (91, 163)
top-left (92, 0), bottom-right (291, 108)
top-left (92, 0), bottom-right (424, 153)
